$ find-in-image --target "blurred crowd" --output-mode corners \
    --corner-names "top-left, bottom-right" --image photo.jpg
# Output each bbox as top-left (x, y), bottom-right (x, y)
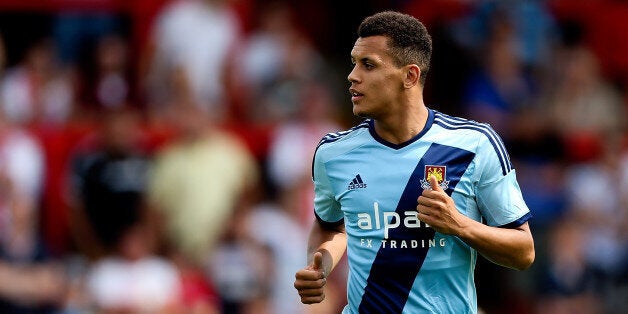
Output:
top-left (0, 0), bottom-right (626, 313)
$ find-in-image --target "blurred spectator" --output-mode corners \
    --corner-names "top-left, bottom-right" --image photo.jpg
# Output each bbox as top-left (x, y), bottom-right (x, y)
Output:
top-left (0, 38), bottom-right (75, 127)
top-left (543, 44), bottom-right (625, 162)
top-left (206, 207), bottom-right (273, 314)
top-left (65, 107), bottom-right (152, 260)
top-left (146, 101), bottom-right (259, 314)
top-left (78, 34), bottom-right (135, 112)
top-left (52, 7), bottom-right (126, 67)
top-left (0, 106), bottom-right (66, 313)
top-left (85, 225), bottom-right (184, 313)
top-left (229, 0), bottom-right (330, 124)
top-left (562, 134), bottom-right (628, 294)
top-left (244, 202), bottom-right (306, 314)
top-left (0, 113), bottom-right (44, 231)
top-left (266, 82), bottom-right (338, 189)
top-left (146, 102), bottom-right (259, 265)
top-left (142, 0), bottom-right (243, 120)
top-left (0, 111), bottom-right (45, 263)
top-left (68, 105), bottom-right (223, 312)
top-left (535, 218), bottom-right (602, 314)
top-left (451, 0), bottom-right (559, 71)
top-left (549, 0), bottom-right (628, 90)
top-left (459, 4), bottom-right (539, 138)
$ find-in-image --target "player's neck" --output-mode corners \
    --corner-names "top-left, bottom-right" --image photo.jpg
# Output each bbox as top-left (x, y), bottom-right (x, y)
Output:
top-left (373, 103), bottom-right (428, 145)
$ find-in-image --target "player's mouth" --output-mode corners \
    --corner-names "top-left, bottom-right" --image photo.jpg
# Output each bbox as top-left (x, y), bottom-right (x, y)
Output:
top-left (350, 89), bottom-right (364, 102)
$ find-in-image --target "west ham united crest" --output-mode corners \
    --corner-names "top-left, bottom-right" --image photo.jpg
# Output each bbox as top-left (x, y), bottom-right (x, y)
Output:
top-left (420, 165), bottom-right (450, 190)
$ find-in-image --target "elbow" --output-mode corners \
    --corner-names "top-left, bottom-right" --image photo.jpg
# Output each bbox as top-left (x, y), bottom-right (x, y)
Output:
top-left (513, 246), bottom-right (535, 271)
top-left (517, 253), bottom-right (535, 271)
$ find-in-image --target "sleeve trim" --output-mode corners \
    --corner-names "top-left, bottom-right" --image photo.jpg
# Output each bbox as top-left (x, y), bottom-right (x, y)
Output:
top-left (315, 211), bottom-right (344, 229)
top-left (498, 212), bottom-right (532, 229)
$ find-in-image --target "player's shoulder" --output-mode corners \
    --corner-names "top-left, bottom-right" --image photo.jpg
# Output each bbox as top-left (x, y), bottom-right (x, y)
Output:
top-left (432, 110), bottom-right (512, 175)
top-left (316, 120), bottom-right (370, 149)
top-left (432, 110), bottom-right (503, 143)
top-left (315, 119), bottom-right (370, 161)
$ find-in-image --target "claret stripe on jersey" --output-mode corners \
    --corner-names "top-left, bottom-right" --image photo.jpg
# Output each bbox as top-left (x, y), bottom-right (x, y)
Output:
top-left (433, 111), bottom-right (512, 176)
top-left (357, 143), bottom-right (475, 313)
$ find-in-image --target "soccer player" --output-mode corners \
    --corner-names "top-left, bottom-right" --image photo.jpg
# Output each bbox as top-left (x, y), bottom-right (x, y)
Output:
top-left (293, 10), bottom-right (535, 313)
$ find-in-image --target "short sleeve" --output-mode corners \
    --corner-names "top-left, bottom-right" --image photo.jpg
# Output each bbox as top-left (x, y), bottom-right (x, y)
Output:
top-left (312, 148), bottom-right (344, 227)
top-left (474, 132), bottom-right (530, 227)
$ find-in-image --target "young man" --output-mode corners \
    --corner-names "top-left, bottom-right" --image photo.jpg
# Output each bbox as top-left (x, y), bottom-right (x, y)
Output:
top-left (294, 10), bottom-right (534, 313)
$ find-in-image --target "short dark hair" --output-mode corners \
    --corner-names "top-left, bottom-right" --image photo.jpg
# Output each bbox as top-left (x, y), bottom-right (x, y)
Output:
top-left (358, 11), bottom-right (432, 85)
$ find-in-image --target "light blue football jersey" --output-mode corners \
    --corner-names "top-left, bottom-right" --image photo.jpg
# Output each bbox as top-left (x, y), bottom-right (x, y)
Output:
top-left (313, 109), bottom-right (531, 314)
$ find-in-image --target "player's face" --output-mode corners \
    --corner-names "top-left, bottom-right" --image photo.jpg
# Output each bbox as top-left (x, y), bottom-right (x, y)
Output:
top-left (348, 35), bottom-right (406, 119)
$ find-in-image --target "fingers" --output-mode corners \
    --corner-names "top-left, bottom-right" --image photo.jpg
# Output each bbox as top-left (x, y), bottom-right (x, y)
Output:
top-left (417, 194), bottom-right (443, 209)
top-left (312, 251), bottom-right (323, 271)
top-left (417, 204), bottom-right (436, 222)
top-left (421, 177), bottom-right (444, 200)
top-left (299, 289), bottom-right (325, 304)
top-left (417, 175), bottom-right (448, 213)
top-left (294, 276), bottom-right (326, 290)
top-left (294, 269), bottom-right (326, 304)
top-left (429, 175), bottom-right (442, 191)
top-left (294, 251), bottom-right (327, 304)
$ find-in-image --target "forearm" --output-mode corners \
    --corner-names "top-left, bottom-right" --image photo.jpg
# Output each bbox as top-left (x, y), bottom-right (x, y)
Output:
top-left (456, 220), bottom-right (534, 270)
top-left (307, 221), bottom-right (347, 277)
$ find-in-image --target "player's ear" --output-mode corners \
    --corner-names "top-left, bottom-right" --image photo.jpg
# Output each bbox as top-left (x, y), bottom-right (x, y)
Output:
top-left (403, 64), bottom-right (420, 89)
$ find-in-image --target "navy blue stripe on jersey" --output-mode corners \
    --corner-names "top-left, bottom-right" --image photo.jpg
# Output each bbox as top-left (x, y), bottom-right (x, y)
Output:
top-left (311, 122), bottom-right (370, 180)
top-left (499, 212), bottom-right (531, 229)
top-left (433, 113), bottom-right (512, 176)
top-left (358, 143), bottom-right (475, 313)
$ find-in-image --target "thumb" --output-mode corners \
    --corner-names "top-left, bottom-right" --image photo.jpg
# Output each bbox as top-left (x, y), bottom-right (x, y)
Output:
top-left (312, 251), bottom-right (324, 271)
top-left (429, 175), bottom-right (442, 191)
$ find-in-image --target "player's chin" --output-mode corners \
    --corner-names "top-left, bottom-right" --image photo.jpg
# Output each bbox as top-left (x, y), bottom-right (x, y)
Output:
top-left (352, 105), bottom-right (370, 118)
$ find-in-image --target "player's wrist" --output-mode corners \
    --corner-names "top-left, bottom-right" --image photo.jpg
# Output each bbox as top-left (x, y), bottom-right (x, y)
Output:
top-left (452, 214), bottom-right (475, 239)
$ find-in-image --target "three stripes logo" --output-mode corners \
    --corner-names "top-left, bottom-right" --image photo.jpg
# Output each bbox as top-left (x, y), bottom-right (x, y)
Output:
top-left (348, 174), bottom-right (367, 190)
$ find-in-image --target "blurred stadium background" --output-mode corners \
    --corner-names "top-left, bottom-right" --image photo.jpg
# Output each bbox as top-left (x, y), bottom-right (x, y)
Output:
top-left (0, 0), bottom-right (626, 313)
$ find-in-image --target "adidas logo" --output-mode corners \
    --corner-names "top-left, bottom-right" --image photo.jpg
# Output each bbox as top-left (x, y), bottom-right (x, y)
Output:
top-left (348, 174), bottom-right (367, 190)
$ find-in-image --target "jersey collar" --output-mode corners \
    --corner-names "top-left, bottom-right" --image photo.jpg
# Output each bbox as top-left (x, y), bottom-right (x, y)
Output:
top-left (368, 108), bottom-right (434, 149)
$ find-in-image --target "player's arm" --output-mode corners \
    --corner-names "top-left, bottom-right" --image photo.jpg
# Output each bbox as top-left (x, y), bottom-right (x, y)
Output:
top-left (307, 219), bottom-right (347, 278)
top-left (294, 220), bottom-right (346, 304)
top-left (295, 141), bottom-right (347, 304)
top-left (417, 176), bottom-right (534, 270)
top-left (455, 219), bottom-right (533, 270)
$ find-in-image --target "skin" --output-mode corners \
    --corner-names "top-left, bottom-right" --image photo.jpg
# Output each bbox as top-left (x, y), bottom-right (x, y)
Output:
top-left (294, 35), bottom-right (535, 305)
